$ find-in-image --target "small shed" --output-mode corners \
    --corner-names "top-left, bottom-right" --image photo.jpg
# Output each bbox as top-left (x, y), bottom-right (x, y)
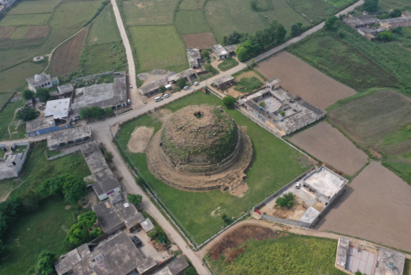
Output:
top-left (140, 217), bottom-right (155, 232)
top-left (213, 75), bottom-right (235, 90)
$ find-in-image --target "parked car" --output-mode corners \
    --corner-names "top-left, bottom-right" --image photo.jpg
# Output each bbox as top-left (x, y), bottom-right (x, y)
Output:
top-left (154, 96), bottom-right (163, 102)
top-left (164, 93), bottom-right (170, 98)
top-left (295, 182), bottom-right (301, 189)
top-left (131, 236), bottom-right (142, 247)
top-left (183, 86), bottom-right (189, 90)
top-left (194, 82), bottom-right (199, 86)
top-left (129, 85), bottom-right (132, 89)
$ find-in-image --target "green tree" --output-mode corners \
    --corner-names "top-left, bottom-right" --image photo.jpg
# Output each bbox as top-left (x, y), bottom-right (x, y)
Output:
top-left (324, 16), bottom-right (338, 29)
top-left (22, 89), bottom-right (35, 100)
top-left (78, 211), bottom-right (97, 228)
top-left (378, 30), bottom-right (392, 41)
top-left (90, 106), bottom-right (104, 119)
top-left (36, 88), bottom-right (50, 102)
top-left (128, 194), bottom-right (143, 207)
top-left (223, 96), bottom-right (236, 108)
top-left (259, 101), bottom-right (266, 107)
top-left (221, 213), bottom-right (232, 225)
top-left (104, 107), bottom-right (113, 115)
top-left (204, 64), bottom-right (214, 73)
top-left (363, 0), bottom-right (378, 12)
top-left (79, 107), bottom-right (92, 119)
top-left (36, 250), bottom-right (55, 275)
top-left (90, 227), bottom-right (103, 239)
top-left (389, 8), bottom-right (401, 18)
top-left (104, 150), bottom-right (114, 162)
top-left (250, 0), bottom-right (258, 11)
top-left (0, 240), bottom-right (5, 256)
top-left (16, 106), bottom-right (39, 121)
top-left (176, 78), bottom-right (187, 89)
top-left (235, 45), bottom-right (249, 61)
top-left (21, 189), bottom-right (40, 212)
top-left (62, 175), bottom-right (87, 204)
top-left (159, 85), bottom-right (166, 94)
top-left (275, 192), bottom-right (295, 208)
top-left (65, 223), bottom-right (87, 246)
top-left (201, 49), bottom-right (210, 59)
top-left (291, 22), bottom-right (303, 37)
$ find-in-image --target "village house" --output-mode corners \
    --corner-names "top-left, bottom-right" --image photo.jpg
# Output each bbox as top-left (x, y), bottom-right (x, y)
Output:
top-left (0, 143), bottom-right (30, 180)
top-left (139, 79), bottom-right (168, 97)
top-left (167, 68), bottom-right (196, 84)
top-left (0, 0), bottom-right (17, 13)
top-left (26, 116), bottom-right (71, 137)
top-left (213, 75), bottom-right (235, 90)
top-left (343, 14), bottom-right (377, 29)
top-left (211, 44), bottom-right (230, 60)
top-left (187, 47), bottom-right (202, 69)
top-left (47, 126), bottom-right (92, 151)
top-left (26, 73), bottom-right (59, 92)
top-left (380, 16), bottom-right (411, 29)
top-left (50, 84), bottom-right (75, 99)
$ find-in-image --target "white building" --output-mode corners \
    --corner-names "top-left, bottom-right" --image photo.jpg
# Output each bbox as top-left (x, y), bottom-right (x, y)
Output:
top-left (26, 73), bottom-right (59, 92)
top-left (44, 98), bottom-right (71, 121)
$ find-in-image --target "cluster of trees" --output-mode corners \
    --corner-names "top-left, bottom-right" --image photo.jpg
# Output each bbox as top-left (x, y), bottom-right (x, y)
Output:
top-left (0, 197), bottom-right (23, 255)
top-left (378, 30), bottom-right (393, 41)
top-left (223, 96), bottom-right (236, 108)
top-left (25, 250), bottom-right (56, 275)
top-left (275, 192), bottom-right (295, 208)
top-left (127, 194), bottom-right (143, 207)
top-left (234, 20), bottom-right (287, 61)
top-left (40, 174), bottom-right (87, 204)
top-left (66, 211), bottom-right (103, 246)
top-left (79, 106), bottom-right (113, 120)
top-left (324, 16), bottom-right (338, 30)
top-left (16, 106), bottom-right (39, 121)
top-left (176, 78), bottom-right (187, 89)
top-left (22, 88), bottom-right (50, 102)
top-left (363, 0), bottom-right (378, 12)
top-left (291, 22), bottom-right (303, 37)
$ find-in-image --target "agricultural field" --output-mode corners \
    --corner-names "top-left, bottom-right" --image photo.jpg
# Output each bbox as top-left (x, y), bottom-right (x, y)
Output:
top-left (318, 161), bottom-right (411, 252)
top-left (0, 13), bottom-right (51, 26)
top-left (288, 30), bottom-right (399, 91)
top-left (217, 58), bottom-right (238, 71)
top-left (182, 32), bottom-right (216, 49)
top-left (0, 91), bottom-right (14, 109)
top-left (179, 0), bottom-right (206, 10)
top-left (0, 62), bottom-right (46, 93)
top-left (50, 28), bottom-right (89, 76)
top-left (8, 0), bottom-right (62, 15)
top-left (0, 99), bottom-right (24, 142)
top-left (289, 121), bottom-right (368, 176)
top-left (115, 91), bottom-right (310, 244)
top-left (122, 0), bottom-right (179, 26)
top-left (207, 227), bottom-right (344, 275)
top-left (393, 27), bottom-right (411, 49)
top-left (129, 25), bottom-right (188, 73)
top-left (9, 26), bottom-right (30, 39)
top-left (327, 0), bottom-right (355, 8)
top-left (175, 11), bottom-right (211, 34)
top-left (288, 0), bottom-right (337, 23)
top-left (379, 0), bottom-right (411, 11)
top-left (255, 52), bottom-right (355, 109)
top-left (79, 6), bottom-right (127, 75)
top-left (326, 89), bottom-right (411, 183)
top-left (1, 198), bottom-right (89, 275)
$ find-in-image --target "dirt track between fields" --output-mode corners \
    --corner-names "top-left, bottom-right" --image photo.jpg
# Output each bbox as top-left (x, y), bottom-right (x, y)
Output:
top-left (50, 27), bottom-right (89, 76)
top-left (317, 161), bottom-right (411, 252)
top-left (289, 121), bottom-right (368, 175)
top-left (182, 32), bottom-right (217, 49)
top-left (255, 52), bottom-right (356, 109)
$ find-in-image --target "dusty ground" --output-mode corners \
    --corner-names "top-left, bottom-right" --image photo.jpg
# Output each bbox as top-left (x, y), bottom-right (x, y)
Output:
top-left (289, 121), bottom-right (368, 176)
top-left (182, 32), bottom-right (217, 49)
top-left (25, 25), bottom-right (50, 39)
top-left (150, 108), bottom-right (173, 123)
top-left (208, 225), bottom-right (277, 263)
top-left (255, 52), bottom-right (356, 109)
top-left (260, 196), bottom-right (309, 220)
top-left (317, 161), bottom-right (411, 252)
top-left (50, 27), bottom-right (89, 75)
top-left (0, 26), bottom-right (16, 39)
top-left (127, 126), bottom-right (154, 153)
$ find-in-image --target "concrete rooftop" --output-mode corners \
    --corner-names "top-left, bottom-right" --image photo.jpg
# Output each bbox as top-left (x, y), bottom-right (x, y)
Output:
top-left (93, 168), bottom-right (121, 196)
top-left (26, 116), bottom-right (55, 132)
top-left (81, 142), bottom-right (109, 174)
top-left (47, 126), bottom-right (91, 147)
top-left (303, 167), bottom-right (347, 198)
top-left (211, 44), bottom-right (228, 56)
top-left (374, 248), bottom-right (405, 275)
top-left (299, 206), bottom-right (320, 224)
top-left (93, 201), bottom-right (124, 234)
top-left (213, 75), bottom-right (234, 86)
top-left (44, 98), bottom-right (71, 119)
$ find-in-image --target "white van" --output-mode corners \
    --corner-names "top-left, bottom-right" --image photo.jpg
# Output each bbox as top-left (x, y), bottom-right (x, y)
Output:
top-left (154, 96), bottom-right (163, 102)
top-left (164, 93), bottom-right (170, 98)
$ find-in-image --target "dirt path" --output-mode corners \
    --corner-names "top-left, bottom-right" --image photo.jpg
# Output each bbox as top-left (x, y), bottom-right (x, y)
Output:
top-left (7, 101), bottom-right (24, 139)
top-left (197, 219), bottom-right (411, 260)
top-left (0, 181), bottom-right (25, 202)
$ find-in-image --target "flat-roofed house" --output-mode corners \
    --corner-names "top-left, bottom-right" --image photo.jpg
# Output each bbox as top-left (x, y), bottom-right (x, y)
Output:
top-left (139, 79), bottom-right (167, 97)
top-left (167, 68), bottom-right (196, 84)
top-left (343, 14), bottom-right (377, 28)
top-left (213, 75), bottom-right (235, 90)
top-left (211, 44), bottom-right (229, 60)
top-left (187, 48), bottom-right (202, 69)
top-left (380, 16), bottom-right (411, 29)
top-left (26, 117), bottom-right (71, 137)
top-left (26, 73), bottom-right (59, 92)
top-left (47, 126), bottom-right (92, 151)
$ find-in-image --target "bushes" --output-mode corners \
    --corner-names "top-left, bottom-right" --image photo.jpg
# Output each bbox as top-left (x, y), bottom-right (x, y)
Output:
top-left (16, 106), bottom-right (39, 121)
top-left (223, 96), bottom-right (236, 108)
top-left (275, 192), bottom-right (295, 208)
top-left (128, 194), bottom-right (143, 207)
top-left (234, 77), bottom-right (263, 93)
top-left (40, 174), bottom-right (87, 204)
top-left (22, 89), bottom-right (35, 100)
top-left (35, 250), bottom-right (56, 275)
top-left (79, 106), bottom-right (106, 120)
top-left (217, 58), bottom-right (239, 71)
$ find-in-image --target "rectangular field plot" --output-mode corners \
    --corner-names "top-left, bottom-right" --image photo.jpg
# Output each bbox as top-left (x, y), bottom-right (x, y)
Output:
top-left (179, 0), bottom-right (206, 10)
top-left (8, 0), bottom-right (62, 15)
top-left (379, 0), bottom-right (411, 10)
top-left (255, 52), bottom-right (355, 109)
top-left (122, 0), bottom-right (179, 26)
top-left (0, 62), bottom-right (46, 93)
top-left (317, 162), bottom-right (411, 252)
top-left (0, 13), bottom-right (51, 26)
top-left (175, 11), bottom-right (211, 34)
top-left (288, 0), bottom-right (336, 23)
top-left (289, 121), bottom-right (368, 175)
top-left (9, 26), bottom-right (30, 39)
top-left (129, 25), bottom-right (188, 73)
top-left (87, 6), bottom-right (121, 45)
top-left (327, 0), bottom-right (355, 8)
top-left (115, 91), bottom-right (310, 244)
top-left (288, 31), bottom-right (398, 91)
top-left (182, 32), bottom-right (216, 49)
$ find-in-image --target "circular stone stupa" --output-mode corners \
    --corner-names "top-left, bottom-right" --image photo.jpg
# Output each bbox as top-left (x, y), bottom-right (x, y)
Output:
top-left (146, 105), bottom-right (254, 196)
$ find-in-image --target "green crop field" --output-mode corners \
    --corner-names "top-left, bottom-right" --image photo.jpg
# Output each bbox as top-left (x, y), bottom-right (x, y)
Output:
top-left (288, 30), bottom-right (398, 91)
top-left (8, 0), bottom-right (62, 15)
top-left (0, 62), bottom-right (46, 93)
top-left (0, 13), bottom-right (51, 26)
top-left (175, 11), bottom-right (211, 34)
top-left (115, 91), bottom-right (309, 244)
top-left (87, 6), bottom-right (121, 45)
top-left (122, 0), bottom-right (179, 26)
top-left (0, 99), bottom-right (24, 142)
top-left (9, 26), bottom-right (30, 39)
top-left (0, 91), bottom-right (14, 109)
top-left (208, 233), bottom-right (345, 275)
top-left (129, 25), bottom-right (188, 73)
top-left (288, 0), bottom-right (337, 23)
top-left (179, 0), bottom-right (206, 10)
top-left (218, 58), bottom-right (239, 71)
top-left (0, 198), bottom-right (89, 275)
top-left (379, 0), bottom-right (411, 10)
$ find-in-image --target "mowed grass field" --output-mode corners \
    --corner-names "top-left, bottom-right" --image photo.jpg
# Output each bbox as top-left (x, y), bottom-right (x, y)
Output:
top-left (288, 0), bottom-right (337, 23)
top-left (288, 31), bottom-right (398, 91)
top-left (0, 99), bottom-right (24, 143)
top-left (8, 0), bottom-right (62, 14)
top-left (115, 91), bottom-right (310, 244)
top-left (175, 11), bottom-right (211, 34)
top-left (122, 0), bottom-right (179, 26)
top-left (179, 0), bottom-right (206, 10)
top-left (1, 198), bottom-right (89, 275)
top-left (0, 13), bottom-right (51, 26)
top-left (0, 62), bottom-right (46, 93)
top-left (129, 25), bottom-right (188, 73)
top-left (379, 0), bottom-right (411, 10)
top-left (208, 233), bottom-right (345, 275)
top-left (0, 91), bottom-right (14, 109)
top-left (326, 89), bottom-right (411, 184)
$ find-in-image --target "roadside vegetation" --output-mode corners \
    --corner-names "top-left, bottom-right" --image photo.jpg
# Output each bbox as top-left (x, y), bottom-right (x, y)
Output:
top-left (234, 76), bottom-right (264, 93)
top-left (115, 91), bottom-right (310, 244)
top-left (217, 58), bottom-right (239, 71)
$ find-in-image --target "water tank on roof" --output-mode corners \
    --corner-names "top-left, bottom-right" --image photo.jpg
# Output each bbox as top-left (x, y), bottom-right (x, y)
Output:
top-left (34, 74), bottom-right (41, 81)
top-left (50, 121), bottom-right (55, 126)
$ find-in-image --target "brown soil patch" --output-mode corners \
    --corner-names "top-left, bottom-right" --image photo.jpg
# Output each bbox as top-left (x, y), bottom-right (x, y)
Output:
top-left (50, 27), bottom-right (88, 76)
top-left (182, 32), bottom-right (217, 49)
top-left (369, 148), bottom-right (382, 159)
top-left (0, 26), bottom-right (16, 40)
top-left (289, 121), bottom-right (368, 176)
top-left (317, 162), bottom-right (411, 252)
top-left (255, 52), bottom-right (356, 109)
top-left (127, 126), bottom-right (154, 153)
top-left (208, 225), bottom-right (277, 262)
top-left (25, 25), bottom-right (50, 39)
top-left (150, 108), bottom-right (173, 123)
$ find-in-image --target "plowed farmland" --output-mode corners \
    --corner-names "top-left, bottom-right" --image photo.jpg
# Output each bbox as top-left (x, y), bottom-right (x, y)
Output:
top-left (255, 52), bottom-right (355, 109)
top-left (318, 162), bottom-right (411, 252)
top-left (182, 32), bottom-right (216, 49)
top-left (289, 121), bottom-right (368, 175)
top-left (25, 25), bottom-right (50, 39)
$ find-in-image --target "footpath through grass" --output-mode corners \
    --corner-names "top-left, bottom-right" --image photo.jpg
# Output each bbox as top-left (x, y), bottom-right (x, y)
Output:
top-left (207, 233), bottom-right (346, 275)
top-left (0, 99), bottom-right (24, 142)
top-left (1, 197), bottom-right (89, 275)
top-left (115, 91), bottom-right (309, 244)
